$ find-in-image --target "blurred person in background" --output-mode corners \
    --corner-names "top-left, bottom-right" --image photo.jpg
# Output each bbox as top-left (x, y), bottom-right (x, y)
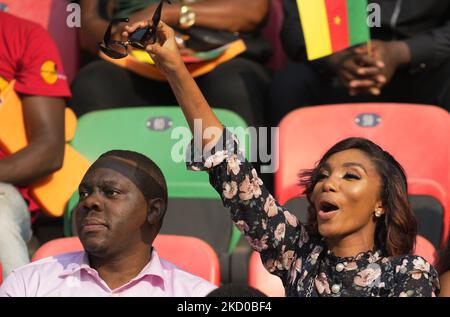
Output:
top-left (0, 12), bottom-right (69, 277)
top-left (270, 0), bottom-right (450, 126)
top-left (70, 0), bottom-right (272, 130)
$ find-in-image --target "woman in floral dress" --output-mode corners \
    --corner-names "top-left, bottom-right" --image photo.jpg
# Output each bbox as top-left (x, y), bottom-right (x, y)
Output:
top-left (122, 20), bottom-right (440, 297)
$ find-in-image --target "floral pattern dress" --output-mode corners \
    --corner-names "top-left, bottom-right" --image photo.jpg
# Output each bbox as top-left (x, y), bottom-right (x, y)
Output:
top-left (187, 129), bottom-right (440, 297)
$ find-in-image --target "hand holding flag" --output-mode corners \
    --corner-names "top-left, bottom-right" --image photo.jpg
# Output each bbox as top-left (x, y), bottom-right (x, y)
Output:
top-left (354, 40), bottom-right (412, 87)
top-left (328, 49), bottom-right (384, 96)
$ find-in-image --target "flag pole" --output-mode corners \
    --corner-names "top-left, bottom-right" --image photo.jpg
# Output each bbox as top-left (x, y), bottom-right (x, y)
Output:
top-left (367, 39), bottom-right (372, 57)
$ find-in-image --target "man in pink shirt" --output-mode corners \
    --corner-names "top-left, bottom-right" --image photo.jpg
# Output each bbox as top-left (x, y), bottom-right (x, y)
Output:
top-left (0, 150), bottom-right (217, 296)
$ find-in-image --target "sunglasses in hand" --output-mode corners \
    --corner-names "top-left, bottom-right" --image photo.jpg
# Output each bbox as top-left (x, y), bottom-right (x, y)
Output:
top-left (99, 0), bottom-right (171, 59)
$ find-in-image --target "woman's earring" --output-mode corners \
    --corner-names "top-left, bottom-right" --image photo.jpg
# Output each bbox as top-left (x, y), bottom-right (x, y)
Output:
top-left (375, 210), bottom-right (383, 218)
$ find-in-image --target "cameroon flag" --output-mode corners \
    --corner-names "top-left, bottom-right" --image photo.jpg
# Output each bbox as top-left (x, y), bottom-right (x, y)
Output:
top-left (297, 0), bottom-right (370, 60)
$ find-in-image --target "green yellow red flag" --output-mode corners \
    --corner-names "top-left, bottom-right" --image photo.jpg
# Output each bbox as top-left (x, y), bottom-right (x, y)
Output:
top-left (297, 0), bottom-right (370, 60)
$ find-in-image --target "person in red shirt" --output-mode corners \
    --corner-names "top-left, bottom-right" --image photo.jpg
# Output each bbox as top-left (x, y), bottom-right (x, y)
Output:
top-left (0, 12), bottom-right (71, 277)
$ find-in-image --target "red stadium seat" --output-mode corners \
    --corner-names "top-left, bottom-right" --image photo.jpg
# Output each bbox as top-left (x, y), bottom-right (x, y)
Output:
top-left (414, 235), bottom-right (437, 265)
top-left (248, 251), bottom-right (285, 297)
top-left (32, 235), bottom-right (220, 286)
top-left (262, 0), bottom-right (287, 71)
top-left (1, 0), bottom-right (79, 83)
top-left (275, 104), bottom-right (450, 247)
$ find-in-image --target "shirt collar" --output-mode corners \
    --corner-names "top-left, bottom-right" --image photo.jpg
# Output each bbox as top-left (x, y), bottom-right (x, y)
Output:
top-left (58, 252), bottom-right (91, 277)
top-left (58, 249), bottom-right (167, 288)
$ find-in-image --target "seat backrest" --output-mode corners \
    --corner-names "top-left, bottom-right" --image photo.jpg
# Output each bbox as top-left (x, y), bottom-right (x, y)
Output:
top-left (261, 0), bottom-right (287, 71)
top-left (1, 0), bottom-right (79, 83)
top-left (154, 235), bottom-right (220, 285)
top-left (31, 235), bottom-right (220, 285)
top-left (247, 251), bottom-right (285, 297)
top-left (275, 104), bottom-right (450, 246)
top-left (414, 235), bottom-right (437, 265)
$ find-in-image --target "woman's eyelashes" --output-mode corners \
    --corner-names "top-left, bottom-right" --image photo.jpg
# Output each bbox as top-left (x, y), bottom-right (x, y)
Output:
top-left (343, 172), bottom-right (361, 180)
top-left (316, 170), bottom-right (361, 181)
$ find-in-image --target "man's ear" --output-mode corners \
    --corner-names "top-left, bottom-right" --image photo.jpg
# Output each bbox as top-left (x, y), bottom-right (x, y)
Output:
top-left (146, 198), bottom-right (166, 225)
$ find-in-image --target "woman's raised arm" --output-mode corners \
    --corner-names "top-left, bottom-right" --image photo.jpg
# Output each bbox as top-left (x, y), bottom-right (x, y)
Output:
top-left (122, 21), bottom-right (309, 285)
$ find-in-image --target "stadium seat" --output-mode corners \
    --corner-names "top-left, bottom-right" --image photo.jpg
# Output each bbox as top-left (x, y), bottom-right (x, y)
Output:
top-left (247, 251), bottom-right (285, 297)
top-left (414, 235), bottom-right (437, 265)
top-left (31, 235), bottom-right (220, 286)
top-left (262, 0), bottom-right (287, 71)
top-left (275, 104), bottom-right (450, 249)
top-left (64, 106), bottom-right (251, 283)
top-left (1, 0), bottom-right (79, 83)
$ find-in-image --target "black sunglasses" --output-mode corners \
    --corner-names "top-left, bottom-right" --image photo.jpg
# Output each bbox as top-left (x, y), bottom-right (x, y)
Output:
top-left (99, 0), bottom-right (171, 59)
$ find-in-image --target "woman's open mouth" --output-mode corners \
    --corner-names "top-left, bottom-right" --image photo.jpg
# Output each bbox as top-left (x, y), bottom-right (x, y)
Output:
top-left (317, 200), bottom-right (340, 221)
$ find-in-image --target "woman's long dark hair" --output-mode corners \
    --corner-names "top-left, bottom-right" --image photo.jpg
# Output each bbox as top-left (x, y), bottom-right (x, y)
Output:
top-left (299, 137), bottom-right (417, 256)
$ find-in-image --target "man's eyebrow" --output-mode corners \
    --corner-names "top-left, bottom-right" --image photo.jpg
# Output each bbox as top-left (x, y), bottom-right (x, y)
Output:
top-left (342, 162), bottom-right (368, 174)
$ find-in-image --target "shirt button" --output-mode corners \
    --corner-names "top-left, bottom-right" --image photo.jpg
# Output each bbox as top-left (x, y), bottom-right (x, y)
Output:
top-left (331, 284), bottom-right (341, 294)
top-left (336, 263), bottom-right (345, 272)
top-left (420, 63), bottom-right (427, 69)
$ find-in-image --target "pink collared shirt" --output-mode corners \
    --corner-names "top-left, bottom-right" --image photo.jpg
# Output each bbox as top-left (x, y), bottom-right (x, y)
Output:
top-left (0, 250), bottom-right (217, 297)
